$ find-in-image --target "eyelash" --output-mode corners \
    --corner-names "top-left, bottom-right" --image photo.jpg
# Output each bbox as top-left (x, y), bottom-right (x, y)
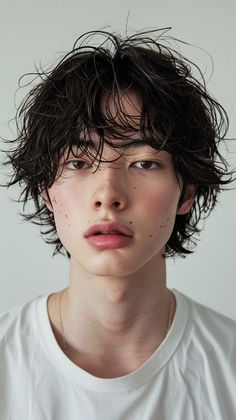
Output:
top-left (65, 160), bottom-right (90, 170)
top-left (64, 160), bottom-right (161, 171)
top-left (134, 161), bottom-right (161, 170)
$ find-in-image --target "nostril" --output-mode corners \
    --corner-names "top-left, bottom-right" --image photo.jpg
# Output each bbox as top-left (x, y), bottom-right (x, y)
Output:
top-left (95, 201), bottom-right (102, 208)
top-left (113, 201), bottom-right (121, 208)
top-left (94, 200), bottom-right (122, 209)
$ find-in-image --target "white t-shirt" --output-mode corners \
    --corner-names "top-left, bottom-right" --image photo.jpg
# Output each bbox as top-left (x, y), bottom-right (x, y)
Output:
top-left (0, 289), bottom-right (236, 420)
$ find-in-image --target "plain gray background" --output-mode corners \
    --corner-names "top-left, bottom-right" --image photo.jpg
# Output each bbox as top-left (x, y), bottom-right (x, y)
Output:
top-left (0, 0), bottom-right (235, 318)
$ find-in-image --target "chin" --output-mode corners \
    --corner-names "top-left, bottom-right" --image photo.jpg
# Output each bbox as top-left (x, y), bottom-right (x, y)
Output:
top-left (84, 257), bottom-right (155, 279)
top-left (87, 265), bottom-right (137, 278)
top-left (71, 245), bottom-right (164, 278)
top-left (79, 255), bottom-right (140, 278)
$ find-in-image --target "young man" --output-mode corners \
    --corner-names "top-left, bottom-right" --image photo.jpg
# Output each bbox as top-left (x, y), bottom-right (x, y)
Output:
top-left (1, 30), bottom-right (235, 419)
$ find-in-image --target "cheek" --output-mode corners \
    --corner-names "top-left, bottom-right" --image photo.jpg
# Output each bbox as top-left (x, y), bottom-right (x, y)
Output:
top-left (143, 188), bottom-right (179, 216)
top-left (142, 188), bottom-right (179, 235)
top-left (51, 192), bottom-right (74, 230)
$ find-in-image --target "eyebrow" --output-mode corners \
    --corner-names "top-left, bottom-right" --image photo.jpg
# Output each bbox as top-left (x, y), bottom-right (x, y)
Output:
top-left (74, 139), bottom-right (157, 150)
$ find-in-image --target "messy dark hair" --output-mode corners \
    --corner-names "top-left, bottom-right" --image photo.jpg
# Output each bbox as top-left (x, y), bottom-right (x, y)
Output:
top-left (4, 29), bottom-right (233, 257)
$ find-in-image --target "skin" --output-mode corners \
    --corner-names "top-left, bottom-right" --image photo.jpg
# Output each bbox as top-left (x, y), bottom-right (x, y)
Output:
top-left (45, 92), bottom-right (195, 378)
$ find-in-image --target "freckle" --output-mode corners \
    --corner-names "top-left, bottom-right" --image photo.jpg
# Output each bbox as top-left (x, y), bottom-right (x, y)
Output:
top-left (163, 224), bottom-right (166, 228)
top-left (133, 186), bottom-right (137, 190)
top-left (65, 214), bottom-right (68, 218)
top-left (166, 217), bottom-right (170, 221)
top-left (160, 225), bottom-right (163, 229)
top-left (52, 196), bottom-right (57, 204)
top-left (129, 221), bottom-right (133, 224)
top-left (149, 234), bottom-right (152, 238)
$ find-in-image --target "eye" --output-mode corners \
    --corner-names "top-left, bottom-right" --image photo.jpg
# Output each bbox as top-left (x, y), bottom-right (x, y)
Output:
top-left (65, 160), bottom-right (91, 170)
top-left (133, 161), bottom-right (161, 170)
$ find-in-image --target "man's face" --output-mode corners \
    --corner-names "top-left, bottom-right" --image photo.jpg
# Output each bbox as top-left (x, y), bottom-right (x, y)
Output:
top-left (45, 92), bottom-right (194, 278)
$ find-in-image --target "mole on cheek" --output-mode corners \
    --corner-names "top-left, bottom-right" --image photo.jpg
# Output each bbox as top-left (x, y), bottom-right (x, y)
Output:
top-left (149, 234), bottom-right (152, 238)
top-left (65, 214), bottom-right (71, 226)
top-left (160, 224), bottom-right (167, 229)
top-left (129, 220), bottom-right (133, 224)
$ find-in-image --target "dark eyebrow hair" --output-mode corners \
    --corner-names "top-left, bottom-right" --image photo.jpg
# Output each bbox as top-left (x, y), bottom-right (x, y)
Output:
top-left (74, 139), bottom-right (157, 150)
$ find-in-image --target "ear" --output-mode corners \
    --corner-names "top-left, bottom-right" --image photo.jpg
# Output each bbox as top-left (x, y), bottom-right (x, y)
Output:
top-left (177, 184), bottom-right (197, 215)
top-left (41, 190), bottom-right (54, 212)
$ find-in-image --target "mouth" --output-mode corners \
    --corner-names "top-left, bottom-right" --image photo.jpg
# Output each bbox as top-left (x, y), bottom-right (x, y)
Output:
top-left (84, 222), bottom-right (134, 238)
top-left (84, 223), bottom-right (134, 250)
top-left (93, 231), bottom-right (126, 236)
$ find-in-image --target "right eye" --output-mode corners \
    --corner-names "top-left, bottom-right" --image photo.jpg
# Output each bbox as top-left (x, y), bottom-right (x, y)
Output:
top-left (65, 160), bottom-right (91, 170)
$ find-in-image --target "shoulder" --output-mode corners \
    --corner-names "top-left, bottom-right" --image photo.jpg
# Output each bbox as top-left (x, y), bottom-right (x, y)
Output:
top-left (171, 291), bottom-right (236, 415)
top-left (175, 290), bottom-right (236, 358)
top-left (0, 296), bottom-right (46, 349)
top-left (185, 292), bottom-right (236, 330)
top-left (0, 296), bottom-right (45, 417)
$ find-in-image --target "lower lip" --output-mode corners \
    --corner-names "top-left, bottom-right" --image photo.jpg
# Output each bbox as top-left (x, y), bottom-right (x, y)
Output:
top-left (86, 234), bottom-right (133, 249)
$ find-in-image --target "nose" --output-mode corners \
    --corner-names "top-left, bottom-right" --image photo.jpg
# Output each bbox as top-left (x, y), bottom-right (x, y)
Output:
top-left (91, 165), bottom-right (128, 211)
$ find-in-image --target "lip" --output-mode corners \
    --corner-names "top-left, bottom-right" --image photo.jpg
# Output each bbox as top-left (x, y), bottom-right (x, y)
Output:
top-left (84, 222), bottom-right (134, 250)
top-left (86, 234), bottom-right (133, 250)
top-left (84, 221), bottom-right (134, 238)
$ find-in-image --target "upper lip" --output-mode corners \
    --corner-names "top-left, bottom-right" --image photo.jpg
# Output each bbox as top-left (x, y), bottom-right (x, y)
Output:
top-left (84, 222), bottom-right (134, 238)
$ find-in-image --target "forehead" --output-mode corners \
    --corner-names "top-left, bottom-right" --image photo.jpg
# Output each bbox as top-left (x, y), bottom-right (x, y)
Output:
top-left (62, 90), bottom-right (165, 160)
top-left (67, 139), bottom-right (159, 158)
top-left (101, 90), bottom-right (142, 120)
top-left (63, 92), bottom-right (145, 156)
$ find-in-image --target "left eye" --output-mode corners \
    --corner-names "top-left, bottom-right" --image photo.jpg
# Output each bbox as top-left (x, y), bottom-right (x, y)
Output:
top-left (65, 160), bottom-right (90, 170)
top-left (133, 161), bottom-right (160, 170)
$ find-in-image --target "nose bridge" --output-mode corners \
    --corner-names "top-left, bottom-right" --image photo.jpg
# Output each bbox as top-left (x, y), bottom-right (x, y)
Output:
top-left (92, 161), bottom-right (128, 210)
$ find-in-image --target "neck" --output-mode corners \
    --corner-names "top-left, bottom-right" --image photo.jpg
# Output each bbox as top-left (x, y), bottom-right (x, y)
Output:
top-left (48, 257), bottom-right (176, 377)
top-left (67, 257), bottom-right (171, 346)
